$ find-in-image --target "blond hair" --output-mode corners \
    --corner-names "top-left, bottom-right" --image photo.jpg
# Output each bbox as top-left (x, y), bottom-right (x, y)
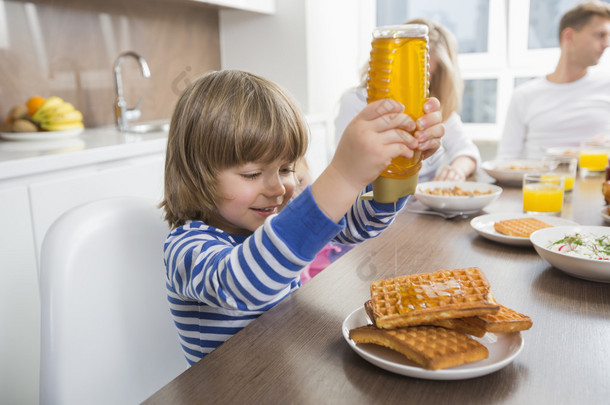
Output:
top-left (559, 0), bottom-right (610, 42)
top-left (360, 19), bottom-right (463, 122)
top-left (161, 70), bottom-right (309, 229)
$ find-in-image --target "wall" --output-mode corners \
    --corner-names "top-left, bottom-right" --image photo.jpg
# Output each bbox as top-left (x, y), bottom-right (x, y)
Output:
top-left (219, 0), bottom-right (374, 177)
top-left (220, 0), bottom-right (373, 116)
top-left (0, 0), bottom-right (221, 128)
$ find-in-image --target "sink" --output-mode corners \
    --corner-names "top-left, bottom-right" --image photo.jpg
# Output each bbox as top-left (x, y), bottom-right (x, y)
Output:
top-left (123, 121), bottom-right (169, 134)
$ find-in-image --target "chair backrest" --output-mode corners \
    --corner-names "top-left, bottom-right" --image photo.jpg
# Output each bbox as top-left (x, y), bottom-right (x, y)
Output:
top-left (39, 197), bottom-right (186, 405)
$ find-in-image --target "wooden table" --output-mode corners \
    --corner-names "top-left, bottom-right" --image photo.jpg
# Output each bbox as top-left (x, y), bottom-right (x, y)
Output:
top-left (145, 174), bottom-right (610, 405)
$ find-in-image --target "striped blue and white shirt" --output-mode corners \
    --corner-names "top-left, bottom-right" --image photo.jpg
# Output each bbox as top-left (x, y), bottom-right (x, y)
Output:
top-left (164, 186), bottom-right (407, 365)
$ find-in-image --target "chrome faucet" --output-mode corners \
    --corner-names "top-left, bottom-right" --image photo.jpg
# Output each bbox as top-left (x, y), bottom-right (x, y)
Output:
top-left (113, 51), bottom-right (151, 132)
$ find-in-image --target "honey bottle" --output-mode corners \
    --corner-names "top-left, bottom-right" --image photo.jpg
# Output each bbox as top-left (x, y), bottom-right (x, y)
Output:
top-left (366, 24), bottom-right (430, 203)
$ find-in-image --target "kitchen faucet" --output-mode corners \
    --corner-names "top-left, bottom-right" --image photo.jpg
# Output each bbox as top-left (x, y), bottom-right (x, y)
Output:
top-left (113, 51), bottom-right (151, 132)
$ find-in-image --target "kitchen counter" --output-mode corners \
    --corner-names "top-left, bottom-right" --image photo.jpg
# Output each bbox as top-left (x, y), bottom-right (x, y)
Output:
top-left (0, 124), bottom-right (169, 182)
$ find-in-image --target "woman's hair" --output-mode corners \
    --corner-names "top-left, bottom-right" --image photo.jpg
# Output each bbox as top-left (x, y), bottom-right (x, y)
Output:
top-left (161, 69), bottom-right (309, 229)
top-left (359, 18), bottom-right (463, 121)
top-left (559, 0), bottom-right (610, 42)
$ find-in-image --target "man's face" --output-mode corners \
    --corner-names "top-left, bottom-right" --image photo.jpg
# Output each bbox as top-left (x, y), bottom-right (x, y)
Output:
top-left (569, 15), bottom-right (610, 67)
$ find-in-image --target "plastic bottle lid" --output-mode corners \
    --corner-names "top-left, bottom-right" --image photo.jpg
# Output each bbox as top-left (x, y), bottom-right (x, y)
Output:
top-left (373, 24), bottom-right (428, 38)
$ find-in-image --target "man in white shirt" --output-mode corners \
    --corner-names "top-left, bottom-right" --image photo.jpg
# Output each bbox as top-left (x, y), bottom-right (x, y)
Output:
top-left (498, 1), bottom-right (610, 159)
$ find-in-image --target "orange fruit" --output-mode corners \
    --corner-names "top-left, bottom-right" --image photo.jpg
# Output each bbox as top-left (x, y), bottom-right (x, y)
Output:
top-left (26, 96), bottom-right (46, 116)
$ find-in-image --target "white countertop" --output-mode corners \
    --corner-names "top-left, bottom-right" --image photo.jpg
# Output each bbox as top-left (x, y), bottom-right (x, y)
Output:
top-left (0, 124), bottom-right (168, 181)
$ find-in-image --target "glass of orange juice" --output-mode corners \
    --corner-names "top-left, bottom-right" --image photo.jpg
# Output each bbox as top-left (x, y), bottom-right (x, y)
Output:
top-left (579, 140), bottom-right (609, 176)
top-left (542, 156), bottom-right (577, 192)
top-left (523, 174), bottom-right (564, 215)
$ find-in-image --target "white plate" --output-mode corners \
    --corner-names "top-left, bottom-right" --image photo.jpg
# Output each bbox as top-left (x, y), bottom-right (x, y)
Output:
top-left (482, 159), bottom-right (552, 186)
top-left (601, 206), bottom-right (610, 223)
top-left (414, 181), bottom-right (502, 214)
top-left (342, 307), bottom-right (524, 380)
top-left (470, 213), bottom-right (579, 246)
top-left (0, 128), bottom-right (84, 141)
top-left (545, 147), bottom-right (580, 159)
top-left (530, 226), bottom-right (610, 283)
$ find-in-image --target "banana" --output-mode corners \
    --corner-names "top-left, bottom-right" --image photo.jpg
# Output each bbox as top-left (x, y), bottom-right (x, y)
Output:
top-left (37, 102), bottom-right (76, 120)
top-left (31, 96), bottom-right (85, 131)
top-left (41, 110), bottom-right (83, 125)
top-left (32, 96), bottom-right (64, 122)
top-left (41, 121), bottom-right (84, 131)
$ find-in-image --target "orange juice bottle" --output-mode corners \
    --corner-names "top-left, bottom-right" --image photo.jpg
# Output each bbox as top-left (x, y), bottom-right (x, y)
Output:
top-left (367, 25), bottom-right (429, 202)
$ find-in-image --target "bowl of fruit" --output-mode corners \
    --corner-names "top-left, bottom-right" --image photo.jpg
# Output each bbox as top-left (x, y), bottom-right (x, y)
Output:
top-left (1, 96), bottom-right (85, 141)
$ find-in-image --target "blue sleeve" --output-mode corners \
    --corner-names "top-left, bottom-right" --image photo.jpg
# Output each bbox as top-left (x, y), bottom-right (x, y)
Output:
top-left (270, 186), bottom-right (345, 261)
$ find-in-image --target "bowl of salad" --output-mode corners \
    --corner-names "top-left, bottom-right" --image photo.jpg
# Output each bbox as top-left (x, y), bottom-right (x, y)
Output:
top-left (530, 226), bottom-right (610, 283)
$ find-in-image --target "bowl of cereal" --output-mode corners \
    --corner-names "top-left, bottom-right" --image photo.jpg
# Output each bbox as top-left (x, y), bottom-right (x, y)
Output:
top-left (530, 226), bottom-right (610, 283)
top-left (414, 181), bottom-right (502, 214)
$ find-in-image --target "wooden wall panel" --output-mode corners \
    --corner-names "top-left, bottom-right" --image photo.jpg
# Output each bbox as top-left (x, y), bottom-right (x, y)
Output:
top-left (0, 0), bottom-right (221, 127)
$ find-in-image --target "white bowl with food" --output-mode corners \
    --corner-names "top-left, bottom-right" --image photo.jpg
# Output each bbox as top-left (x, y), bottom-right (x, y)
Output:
top-left (601, 206), bottom-right (610, 223)
top-left (482, 159), bottom-right (553, 186)
top-left (530, 226), bottom-right (610, 283)
top-left (414, 181), bottom-right (502, 214)
top-left (545, 146), bottom-right (580, 159)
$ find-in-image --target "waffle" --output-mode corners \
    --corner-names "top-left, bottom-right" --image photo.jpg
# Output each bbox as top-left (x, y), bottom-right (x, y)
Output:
top-left (364, 299), bottom-right (486, 337)
top-left (463, 305), bottom-right (533, 333)
top-left (349, 325), bottom-right (489, 370)
top-left (493, 217), bottom-right (553, 237)
top-left (369, 268), bottom-right (499, 329)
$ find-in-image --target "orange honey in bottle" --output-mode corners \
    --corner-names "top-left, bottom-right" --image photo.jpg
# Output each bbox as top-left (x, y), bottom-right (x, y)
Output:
top-left (367, 24), bottom-right (429, 202)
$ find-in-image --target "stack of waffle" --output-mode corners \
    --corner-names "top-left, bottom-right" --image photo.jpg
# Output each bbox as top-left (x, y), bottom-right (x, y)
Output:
top-left (349, 268), bottom-right (532, 370)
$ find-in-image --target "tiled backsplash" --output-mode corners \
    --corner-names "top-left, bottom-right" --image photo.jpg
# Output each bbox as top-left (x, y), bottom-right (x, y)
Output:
top-left (0, 0), bottom-right (221, 127)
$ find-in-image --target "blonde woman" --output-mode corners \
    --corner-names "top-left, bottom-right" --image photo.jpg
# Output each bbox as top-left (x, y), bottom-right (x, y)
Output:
top-left (335, 18), bottom-right (480, 181)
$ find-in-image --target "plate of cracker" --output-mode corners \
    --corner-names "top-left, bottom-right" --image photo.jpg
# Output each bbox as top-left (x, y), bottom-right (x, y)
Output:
top-left (482, 159), bottom-right (553, 186)
top-left (343, 268), bottom-right (530, 380)
top-left (414, 181), bottom-right (502, 214)
top-left (470, 213), bottom-right (579, 246)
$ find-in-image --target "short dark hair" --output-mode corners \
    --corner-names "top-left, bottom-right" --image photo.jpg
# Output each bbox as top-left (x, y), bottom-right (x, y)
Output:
top-left (559, 0), bottom-right (610, 42)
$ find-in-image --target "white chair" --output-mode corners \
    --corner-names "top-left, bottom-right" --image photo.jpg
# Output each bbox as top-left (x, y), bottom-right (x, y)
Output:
top-left (39, 197), bottom-right (187, 405)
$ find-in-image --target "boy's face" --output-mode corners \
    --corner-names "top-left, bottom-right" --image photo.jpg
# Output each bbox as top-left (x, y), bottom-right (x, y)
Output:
top-left (569, 15), bottom-right (610, 67)
top-left (209, 159), bottom-right (297, 235)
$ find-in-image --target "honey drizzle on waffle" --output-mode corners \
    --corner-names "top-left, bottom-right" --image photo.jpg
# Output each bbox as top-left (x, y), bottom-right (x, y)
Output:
top-left (398, 279), bottom-right (465, 313)
top-left (370, 268), bottom-right (499, 329)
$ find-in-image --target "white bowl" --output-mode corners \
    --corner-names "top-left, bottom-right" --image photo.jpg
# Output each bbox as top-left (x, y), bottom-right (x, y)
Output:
top-left (482, 159), bottom-right (552, 186)
top-left (530, 226), bottom-right (610, 283)
top-left (601, 206), bottom-right (610, 223)
top-left (545, 146), bottom-right (580, 159)
top-left (414, 181), bottom-right (502, 214)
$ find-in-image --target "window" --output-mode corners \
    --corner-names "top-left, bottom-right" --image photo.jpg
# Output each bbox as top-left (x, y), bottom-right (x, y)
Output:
top-left (376, 0), bottom-right (490, 53)
top-left (462, 79), bottom-right (497, 124)
top-left (373, 0), bottom-right (610, 142)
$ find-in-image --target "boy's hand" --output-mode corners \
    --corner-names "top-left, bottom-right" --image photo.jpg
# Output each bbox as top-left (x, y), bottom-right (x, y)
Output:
top-left (415, 97), bottom-right (444, 160)
top-left (331, 98), bottom-right (420, 190)
top-left (311, 97), bottom-right (444, 222)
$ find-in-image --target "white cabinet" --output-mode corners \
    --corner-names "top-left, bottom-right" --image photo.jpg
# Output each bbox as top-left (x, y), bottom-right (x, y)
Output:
top-left (29, 155), bottom-right (165, 262)
top-left (0, 186), bottom-right (40, 405)
top-left (0, 149), bottom-right (165, 405)
top-left (193, 0), bottom-right (275, 14)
